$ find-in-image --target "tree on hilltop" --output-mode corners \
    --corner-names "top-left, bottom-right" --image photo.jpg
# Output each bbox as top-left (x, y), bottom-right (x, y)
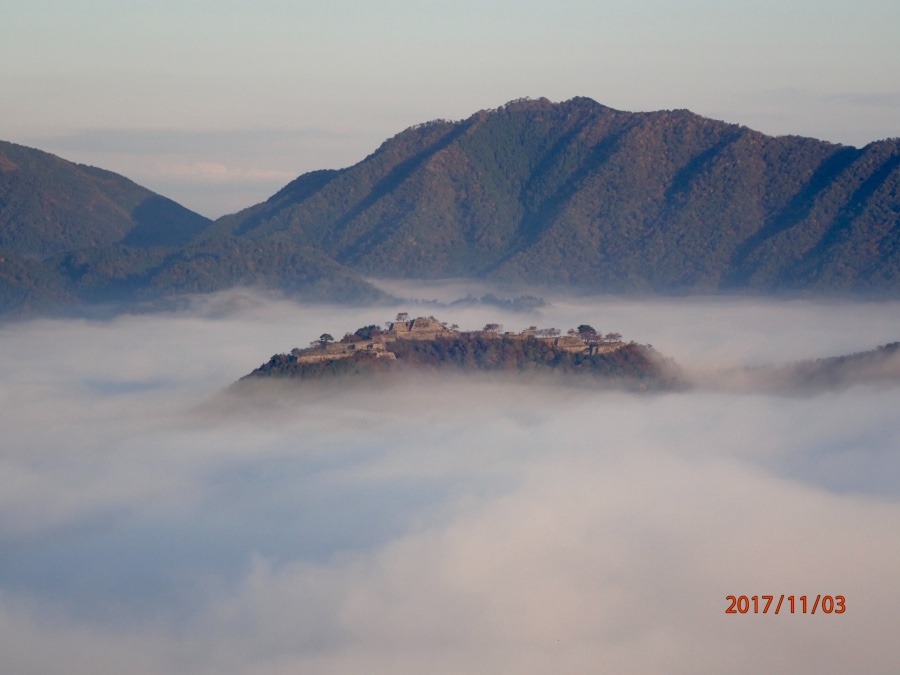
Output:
top-left (353, 324), bottom-right (382, 340)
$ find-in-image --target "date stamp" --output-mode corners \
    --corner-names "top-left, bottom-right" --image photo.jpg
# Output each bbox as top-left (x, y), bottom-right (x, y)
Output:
top-left (725, 595), bottom-right (845, 615)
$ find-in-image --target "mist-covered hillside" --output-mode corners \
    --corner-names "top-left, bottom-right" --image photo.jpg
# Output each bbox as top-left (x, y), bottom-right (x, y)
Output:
top-left (241, 316), bottom-right (675, 388)
top-left (239, 311), bottom-right (900, 396)
top-left (728, 340), bottom-right (900, 393)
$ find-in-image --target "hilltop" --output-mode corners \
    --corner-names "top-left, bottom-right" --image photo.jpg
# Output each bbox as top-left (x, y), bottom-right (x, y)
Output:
top-left (240, 314), bottom-right (678, 388)
top-left (237, 313), bottom-right (900, 394)
top-left (0, 141), bottom-right (387, 316)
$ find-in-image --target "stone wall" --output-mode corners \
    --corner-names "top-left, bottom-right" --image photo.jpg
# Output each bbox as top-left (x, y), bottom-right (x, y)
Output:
top-left (294, 317), bottom-right (624, 365)
top-left (385, 316), bottom-right (455, 341)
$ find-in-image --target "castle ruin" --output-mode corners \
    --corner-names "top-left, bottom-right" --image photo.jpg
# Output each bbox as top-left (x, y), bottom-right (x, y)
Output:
top-left (292, 315), bottom-right (623, 364)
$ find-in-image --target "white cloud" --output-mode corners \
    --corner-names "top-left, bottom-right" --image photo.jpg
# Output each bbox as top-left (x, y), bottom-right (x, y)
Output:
top-left (1, 289), bottom-right (898, 673)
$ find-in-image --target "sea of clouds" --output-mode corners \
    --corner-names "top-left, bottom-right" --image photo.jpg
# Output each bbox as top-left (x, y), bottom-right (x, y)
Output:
top-left (1, 285), bottom-right (899, 674)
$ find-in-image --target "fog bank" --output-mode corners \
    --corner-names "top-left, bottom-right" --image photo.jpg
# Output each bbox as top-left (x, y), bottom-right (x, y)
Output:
top-left (1, 288), bottom-right (898, 673)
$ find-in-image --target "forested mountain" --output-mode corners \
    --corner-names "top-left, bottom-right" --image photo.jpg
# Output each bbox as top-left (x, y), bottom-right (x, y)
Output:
top-left (214, 97), bottom-right (899, 295)
top-left (2, 97), bottom-right (898, 317)
top-left (0, 141), bottom-right (386, 315)
top-left (0, 141), bottom-right (211, 258)
top-left (0, 140), bottom-right (208, 313)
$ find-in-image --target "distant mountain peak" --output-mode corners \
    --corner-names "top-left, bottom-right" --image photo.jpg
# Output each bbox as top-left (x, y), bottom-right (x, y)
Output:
top-left (212, 98), bottom-right (897, 296)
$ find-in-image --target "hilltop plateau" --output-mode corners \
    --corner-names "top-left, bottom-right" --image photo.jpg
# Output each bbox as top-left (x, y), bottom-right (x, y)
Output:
top-left (240, 314), bottom-right (677, 389)
top-left (236, 313), bottom-right (900, 395)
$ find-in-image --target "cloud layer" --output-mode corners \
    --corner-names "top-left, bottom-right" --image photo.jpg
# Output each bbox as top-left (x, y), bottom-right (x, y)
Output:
top-left (1, 289), bottom-right (898, 673)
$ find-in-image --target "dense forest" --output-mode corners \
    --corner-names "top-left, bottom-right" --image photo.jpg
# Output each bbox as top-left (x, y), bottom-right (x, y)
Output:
top-left (215, 97), bottom-right (899, 295)
top-left (0, 142), bottom-right (385, 315)
top-left (3, 96), bottom-right (898, 317)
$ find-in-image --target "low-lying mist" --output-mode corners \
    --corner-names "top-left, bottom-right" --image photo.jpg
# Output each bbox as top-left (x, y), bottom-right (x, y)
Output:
top-left (1, 286), bottom-right (899, 674)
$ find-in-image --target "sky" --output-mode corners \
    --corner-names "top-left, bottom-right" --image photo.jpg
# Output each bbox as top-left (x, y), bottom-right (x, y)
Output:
top-left (1, 0), bottom-right (898, 217)
top-left (1, 286), bottom-right (899, 673)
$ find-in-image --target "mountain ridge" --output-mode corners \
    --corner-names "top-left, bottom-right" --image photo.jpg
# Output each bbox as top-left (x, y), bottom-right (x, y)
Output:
top-left (0, 140), bottom-right (212, 257)
top-left (0, 141), bottom-right (387, 315)
top-left (213, 97), bottom-right (899, 295)
top-left (1, 97), bottom-right (897, 317)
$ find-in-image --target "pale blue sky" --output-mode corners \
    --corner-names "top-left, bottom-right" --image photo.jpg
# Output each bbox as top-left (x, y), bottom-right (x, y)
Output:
top-left (2, 0), bottom-right (898, 216)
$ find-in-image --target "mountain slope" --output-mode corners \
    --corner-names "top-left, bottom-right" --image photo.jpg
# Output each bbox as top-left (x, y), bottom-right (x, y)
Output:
top-left (2, 97), bottom-right (897, 318)
top-left (0, 141), bottom-right (211, 257)
top-left (703, 342), bottom-right (900, 393)
top-left (0, 141), bottom-right (387, 314)
top-left (215, 97), bottom-right (899, 294)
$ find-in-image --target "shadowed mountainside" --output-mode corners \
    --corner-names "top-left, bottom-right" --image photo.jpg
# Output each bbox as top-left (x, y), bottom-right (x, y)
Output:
top-left (241, 319), bottom-right (900, 397)
top-left (2, 97), bottom-right (898, 317)
top-left (0, 141), bottom-right (387, 315)
top-left (214, 97), bottom-right (899, 295)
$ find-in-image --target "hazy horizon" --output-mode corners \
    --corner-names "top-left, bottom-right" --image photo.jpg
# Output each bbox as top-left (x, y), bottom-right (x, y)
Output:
top-left (2, 1), bottom-right (897, 217)
top-left (1, 286), bottom-right (898, 673)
